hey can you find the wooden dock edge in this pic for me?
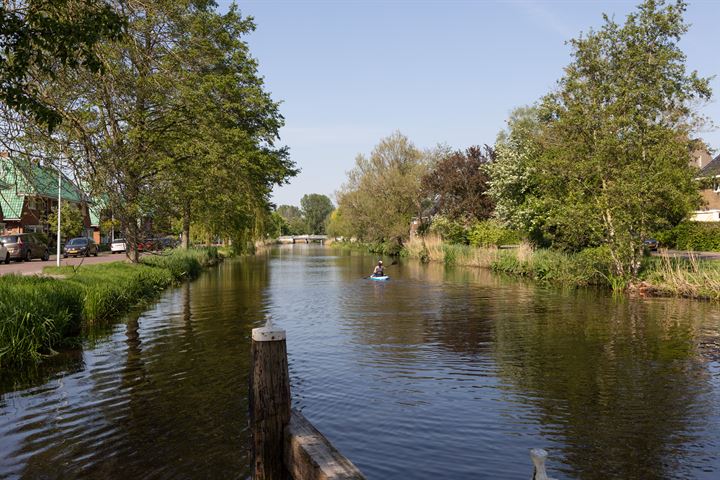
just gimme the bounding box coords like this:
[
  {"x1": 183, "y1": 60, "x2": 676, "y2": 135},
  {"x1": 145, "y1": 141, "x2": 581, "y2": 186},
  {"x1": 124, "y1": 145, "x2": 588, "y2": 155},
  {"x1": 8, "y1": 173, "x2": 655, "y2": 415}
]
[{"x1": 284, "y1": 409, "x2": 366, "y2": 480}]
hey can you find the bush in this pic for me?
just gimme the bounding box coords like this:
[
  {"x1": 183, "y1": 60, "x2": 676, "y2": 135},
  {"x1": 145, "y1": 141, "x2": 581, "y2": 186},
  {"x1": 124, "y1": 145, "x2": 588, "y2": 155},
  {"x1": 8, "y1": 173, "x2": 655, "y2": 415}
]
[
  {"x1": 367, "y1": 240, "x2": 403, "y2": 256},
  {"x1": 468, "y1": 220, "x2": 522, "y2": 247},
  {"x1": 656, "y1": 221, "x2": 720, "y2": 251},
  {"x1": 574, "y1": 245, "x2": 614, "y2": 285},
  {"x1": 429, "y1": 215, "x2": 469, "y2": 244}
]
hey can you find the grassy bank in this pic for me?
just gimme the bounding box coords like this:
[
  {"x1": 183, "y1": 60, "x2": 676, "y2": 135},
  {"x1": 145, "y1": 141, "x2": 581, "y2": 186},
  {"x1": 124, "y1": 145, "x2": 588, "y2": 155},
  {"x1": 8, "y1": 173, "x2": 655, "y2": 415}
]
[
  {"x1": 400, "y1": 236, "x2": 720, "y2": 300},
  {"x1": 0, "y1": 248, "x2": 221, "y2": 367},
  {"x1": 402, "y1": 236, "x2": 613, "y2": 285}
]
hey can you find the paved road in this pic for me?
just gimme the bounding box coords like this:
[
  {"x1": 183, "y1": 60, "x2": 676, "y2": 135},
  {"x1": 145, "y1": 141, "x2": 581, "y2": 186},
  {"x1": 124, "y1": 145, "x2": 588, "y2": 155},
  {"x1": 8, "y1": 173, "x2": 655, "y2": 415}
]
[
  {"x1": 0, "y1": 252, "x2": 127, "y2": 276},
  {"x1": 651, "y1": 249, "x2": 720, "y2": 260}
]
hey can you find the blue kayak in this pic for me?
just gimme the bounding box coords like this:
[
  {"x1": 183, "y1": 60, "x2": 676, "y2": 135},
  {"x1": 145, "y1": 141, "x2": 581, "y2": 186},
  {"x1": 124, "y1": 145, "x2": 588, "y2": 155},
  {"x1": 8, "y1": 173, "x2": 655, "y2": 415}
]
[{"x1": 369, "y1": 275, "x2": 389, "y2": 281}]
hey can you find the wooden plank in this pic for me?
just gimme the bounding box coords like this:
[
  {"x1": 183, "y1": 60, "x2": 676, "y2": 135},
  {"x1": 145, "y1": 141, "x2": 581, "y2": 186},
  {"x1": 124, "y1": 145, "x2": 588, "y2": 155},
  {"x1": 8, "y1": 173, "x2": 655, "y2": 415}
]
[{"x1": 284, "y1": 409, "x2": 366, "y2": 480}]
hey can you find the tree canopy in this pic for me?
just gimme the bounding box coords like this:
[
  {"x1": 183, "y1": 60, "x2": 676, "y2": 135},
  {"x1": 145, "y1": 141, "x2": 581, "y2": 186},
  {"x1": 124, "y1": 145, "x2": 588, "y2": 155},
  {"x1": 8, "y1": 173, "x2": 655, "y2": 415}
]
[
  {"x1": 334, "y1": 132, "x2": 429, "y2": 244},
  {"x1": 0, "y1": 0, "x2": 296, "y2": 259},
  {"x1": 421, "y1": 145, "x2": 495, "y2": 223},
  {"x1": 490, "y1": 0, "x2": 711, "y2": 277},
  {"x1": 0, "y1": 0, "x2": 124, "y2": 130},
  {"x1": 300, "y1": 194, "x2": 334, "y2": 235}
]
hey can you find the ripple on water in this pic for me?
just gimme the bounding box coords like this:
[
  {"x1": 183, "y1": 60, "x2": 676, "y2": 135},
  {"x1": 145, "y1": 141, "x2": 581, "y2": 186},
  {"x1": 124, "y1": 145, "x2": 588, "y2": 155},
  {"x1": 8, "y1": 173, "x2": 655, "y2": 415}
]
[{"x1": 1, "y1": 248, "x2": 720, "y2": 479}]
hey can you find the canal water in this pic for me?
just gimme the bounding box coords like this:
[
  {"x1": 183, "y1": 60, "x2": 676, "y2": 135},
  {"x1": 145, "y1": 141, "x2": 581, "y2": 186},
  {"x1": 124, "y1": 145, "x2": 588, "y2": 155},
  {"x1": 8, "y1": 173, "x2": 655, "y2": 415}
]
[{"x1": 1, "y1": 245, "x2": 720, "y2": 479}]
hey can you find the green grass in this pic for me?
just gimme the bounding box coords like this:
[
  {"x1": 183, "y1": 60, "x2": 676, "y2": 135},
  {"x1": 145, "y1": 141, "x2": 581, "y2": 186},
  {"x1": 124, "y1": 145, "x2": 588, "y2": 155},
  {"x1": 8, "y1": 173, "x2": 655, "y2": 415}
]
[
  {"x1": 402, "y1": 236, "x2": 720, "y2": 299},
  {"x1": 0, "y1": 248, "x2": 221, "y2": 367},
  {"x1": 0, "y1": 276, "x2": 84, "y2": 367},
  {"x1": 140, "y1": 247, "x2": 220, "y2": 280}
]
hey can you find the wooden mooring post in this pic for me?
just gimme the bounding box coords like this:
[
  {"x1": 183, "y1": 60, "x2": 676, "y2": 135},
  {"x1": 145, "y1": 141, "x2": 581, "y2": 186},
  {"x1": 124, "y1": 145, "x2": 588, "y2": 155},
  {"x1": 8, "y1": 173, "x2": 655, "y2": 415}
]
[
  {"x1": 251, "y1": 318, "x2": 291, "y2": 480},
  {"x1": 251, "y1": 318, "x2": 366, "y2": 480},
  {"x1": 530, "y1": 448, "x2": 555, "y2": 480}
]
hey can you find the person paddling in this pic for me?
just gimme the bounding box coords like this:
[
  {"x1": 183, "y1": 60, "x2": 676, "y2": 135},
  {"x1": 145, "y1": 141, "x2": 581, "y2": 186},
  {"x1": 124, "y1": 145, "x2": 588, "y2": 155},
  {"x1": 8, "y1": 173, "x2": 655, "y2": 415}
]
[{"x1": 372, "y1": 260, "x2": 384, "y2": 277}]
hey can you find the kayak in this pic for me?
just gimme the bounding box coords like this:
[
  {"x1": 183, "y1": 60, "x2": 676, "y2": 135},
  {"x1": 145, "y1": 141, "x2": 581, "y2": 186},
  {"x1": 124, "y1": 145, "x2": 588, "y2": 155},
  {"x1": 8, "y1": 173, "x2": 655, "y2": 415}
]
[{"x1": 369, "y1": 275, "x2": 389, "y2": 281}]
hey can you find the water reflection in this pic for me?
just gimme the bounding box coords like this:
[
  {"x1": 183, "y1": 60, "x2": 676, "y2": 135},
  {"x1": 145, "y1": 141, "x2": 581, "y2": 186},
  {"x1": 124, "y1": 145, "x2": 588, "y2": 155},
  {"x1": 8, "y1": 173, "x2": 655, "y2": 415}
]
[
  {"x1": 0, "y1": 259, "x2": 269, "y2": 479},
  {"x1": 1, "y1": 247, "x2": 719, "y2": 479},
  {"x1": 276, "y1": 248, "x2": 720, "y2": 479},
  {"x1": 492, "y1": 294, "x2": 720, "y2": 480}
]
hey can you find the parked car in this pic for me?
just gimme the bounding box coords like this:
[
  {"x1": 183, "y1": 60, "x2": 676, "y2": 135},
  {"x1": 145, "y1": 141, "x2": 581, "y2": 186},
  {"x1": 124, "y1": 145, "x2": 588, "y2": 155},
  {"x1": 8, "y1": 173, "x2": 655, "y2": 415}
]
[
  {"x1": 0, "y1": 239, "x2": 9, "y2": 264},
  {"x1": 64, "y1": 237, "x2": 99, "y2": 257},
  {"x1": 139, "y1": 239, "x2": 152, "y2": 251},
  {"x1": 0, "y1": 233, "x2": 50, "y2": 262},
  {"x1": 160, "y1": 237, "x2": 179, "y2": 249},
  {"x1": 111, "y1": 239, "x2": 127, "y2": 254},
  {"x1": 643, "y1": 238, "x2": 659, "y2": 251}
]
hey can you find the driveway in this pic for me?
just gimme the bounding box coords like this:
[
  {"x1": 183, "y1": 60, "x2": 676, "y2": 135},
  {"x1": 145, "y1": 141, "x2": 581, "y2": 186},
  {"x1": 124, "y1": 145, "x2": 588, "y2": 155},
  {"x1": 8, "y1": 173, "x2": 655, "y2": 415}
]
[{"x1": 0, "y1": 252, "x2": 127, "y2": 276}]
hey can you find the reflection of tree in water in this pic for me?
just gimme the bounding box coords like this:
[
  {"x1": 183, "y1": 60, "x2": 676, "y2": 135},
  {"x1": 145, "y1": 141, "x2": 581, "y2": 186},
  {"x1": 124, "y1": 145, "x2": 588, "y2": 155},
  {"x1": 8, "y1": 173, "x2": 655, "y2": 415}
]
[
  {"x1": 12, "y1": 259, "x2": 270, "y2": 478},
  {"x1": 342, "y1": 259, "x2": 535, "y2": 359},
  {"x1": 0, "y1": 349, "x2": 85, "y2": 397},
  {"x1": 489, "y1": 291, "x2": 718, "y2": 480}
]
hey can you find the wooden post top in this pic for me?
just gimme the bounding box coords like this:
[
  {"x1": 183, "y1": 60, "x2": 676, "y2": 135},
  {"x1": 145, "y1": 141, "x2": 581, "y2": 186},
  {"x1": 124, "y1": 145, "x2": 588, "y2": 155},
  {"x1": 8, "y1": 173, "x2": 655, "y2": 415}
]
[
  {"x1": 530, "y1": 448, "x2": 553, "y2": 480},
  {"x1": 252, "y1": 317, "x2": 286, "y2": 342}
]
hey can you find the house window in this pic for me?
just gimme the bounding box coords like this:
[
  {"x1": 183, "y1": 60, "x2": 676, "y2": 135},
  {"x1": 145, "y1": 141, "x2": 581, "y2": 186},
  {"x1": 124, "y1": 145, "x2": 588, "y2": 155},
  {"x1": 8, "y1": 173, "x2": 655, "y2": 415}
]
[
  {"x1": 714, "y1": 180, "x2": 720, "y2": 193},
  {"x1": 26, "y1": 197, "x2": 37, "y2": 210}
]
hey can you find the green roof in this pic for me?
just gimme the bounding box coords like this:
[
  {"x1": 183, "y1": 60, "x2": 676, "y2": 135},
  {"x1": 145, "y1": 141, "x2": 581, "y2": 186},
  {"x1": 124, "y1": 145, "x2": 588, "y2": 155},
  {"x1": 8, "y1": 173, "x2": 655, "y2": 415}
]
[
  {"x1": 0, "y1": 190, "x2": 24, "y2": 220},
  {"x1": 0, "y1": 157, "x2": 85, "y2": 221},
  {"x1": 89, "y1": 204, "x2": 101, "y2": 227},
  {"x1": 88, "y1": 194, "x2": 109, "y2": 227}
]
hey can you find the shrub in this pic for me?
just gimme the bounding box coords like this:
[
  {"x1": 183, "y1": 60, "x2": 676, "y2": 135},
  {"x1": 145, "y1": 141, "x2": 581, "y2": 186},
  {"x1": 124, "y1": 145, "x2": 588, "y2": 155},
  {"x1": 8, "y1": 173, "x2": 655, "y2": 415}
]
[
  {"x1": 429, "y1": 215, "x2": 469, "y2": 244},
  {"x1": 574, "y1": 245, "x2": 614, "y2": 285},
  {"x1": 468, "y1": 220, "x2": 522, "y2": 247},
  {"x1": 656, "y1": 221, "x2": 720, "y2": 251}
]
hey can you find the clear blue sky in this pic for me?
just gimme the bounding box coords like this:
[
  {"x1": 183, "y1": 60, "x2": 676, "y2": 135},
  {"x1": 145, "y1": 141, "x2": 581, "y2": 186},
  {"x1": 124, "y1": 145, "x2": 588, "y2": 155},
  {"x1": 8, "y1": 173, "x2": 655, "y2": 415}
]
[{"x1": 217, "y1": 0, "x2": 720, "y2": 207}]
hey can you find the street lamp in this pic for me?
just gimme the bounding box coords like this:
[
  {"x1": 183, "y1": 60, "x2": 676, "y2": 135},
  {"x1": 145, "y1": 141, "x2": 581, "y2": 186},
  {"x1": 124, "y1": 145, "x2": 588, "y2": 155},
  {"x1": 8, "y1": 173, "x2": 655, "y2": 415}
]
[{"x1": 56, "y1": 163, "x2": 62, "y2": 267}]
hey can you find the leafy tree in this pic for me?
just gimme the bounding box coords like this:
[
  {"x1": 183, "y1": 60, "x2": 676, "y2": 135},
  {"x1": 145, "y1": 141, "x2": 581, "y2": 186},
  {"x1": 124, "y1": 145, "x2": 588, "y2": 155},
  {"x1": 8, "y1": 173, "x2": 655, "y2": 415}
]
[
  {"x1": 276, "y1": 205, "x2": 305, "y2": 235},
  {"x1": 421, "y1": 145, "x2": 495, "y2": 223},
  {"x1": 267, "y1": 211, "x2": 287, "y2": 238},
  {"x1": 160, "y1": 4, "x2": 295, "y2": 250},
  {"x1": 0, "y1": 0, "x2": 124, "y2": 130},
  {"x1": 45, "y1": 201, "x2": 84, "y2": 240},
  {"x1": 491, "y1": 0, "x2": 711, "y2": 278},
  {"x1": 326, "y1": 207, "x2": 352, "y2": 238},
  {"x1": 487, "y1": 106, "x2": 546, "y2": 244},
  {"x1": 0, "y1": 1, "x2": 295, "y2": 260},
  {"x1": 335, "y1": 132, "x2": 428, "y2": 244},
  {"x1": 300, "y1": 193, "x2": 334, "y2": 234}
]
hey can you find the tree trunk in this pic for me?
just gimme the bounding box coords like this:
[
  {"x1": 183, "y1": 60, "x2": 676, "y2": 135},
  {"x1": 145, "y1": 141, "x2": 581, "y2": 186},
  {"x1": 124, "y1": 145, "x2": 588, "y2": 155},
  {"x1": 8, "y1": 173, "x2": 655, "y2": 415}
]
[
  {"x1": 181, "y1": 201, "x2": 190, "y2": 250},
  {"x1": 129, "y1": 220, "x2": 140, "y2": 263}
]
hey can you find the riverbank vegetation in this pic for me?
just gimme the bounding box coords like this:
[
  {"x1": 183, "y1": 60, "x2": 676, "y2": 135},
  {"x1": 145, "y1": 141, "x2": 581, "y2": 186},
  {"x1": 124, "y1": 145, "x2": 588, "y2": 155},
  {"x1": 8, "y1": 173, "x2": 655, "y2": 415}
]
[
  {"x1": 329, "y1": 0, "x2": 716, "y2": 299},
  {"x1": 0, "y1": 248, "x2": 219, "y2": 367},
  {"x1": 401, "y1": 236, "x2": 720, "y2": 299}
]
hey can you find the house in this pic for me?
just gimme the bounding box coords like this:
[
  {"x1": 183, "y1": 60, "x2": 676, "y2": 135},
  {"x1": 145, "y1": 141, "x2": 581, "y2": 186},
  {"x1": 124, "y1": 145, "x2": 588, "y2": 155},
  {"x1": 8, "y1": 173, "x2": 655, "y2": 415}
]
[
  {"x1": 0, "y1": 152, "x2": 94, "y2": 237},
  {"x1": 690, "y1": 152, "x2": 720, "y2": 222}
]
